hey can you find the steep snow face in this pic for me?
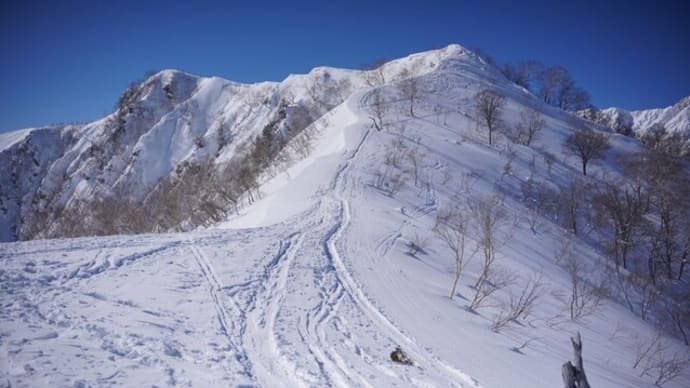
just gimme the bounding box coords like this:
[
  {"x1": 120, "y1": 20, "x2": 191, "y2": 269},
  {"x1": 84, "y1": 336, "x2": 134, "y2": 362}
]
[
  {"x1": 0, "y1": 127, "x2": 76, "y2": 241},
  {"x1": 2, "y1": 44, "x2": 689, "y2": 387},
  {"x1": 0, "y1": 69, "x2": 348, "y2": 240},
  {"x1": 0, "y1": 44, "x2": 491, "y2": 242},
  {"x1": 600, "y1": 96, "x2": 690, "y2": 136}
]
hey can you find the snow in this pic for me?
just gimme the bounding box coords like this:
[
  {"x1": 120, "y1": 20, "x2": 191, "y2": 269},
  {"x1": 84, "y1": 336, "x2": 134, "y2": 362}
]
[
  {"x1": 0, "y1": 128, "x2": 33, "y2": 152},
  {"x1": 2, "y1": 44, "x2": 689, "y2": 387},
  {"x1": 220, "y1": 95, "x2": 361, "y2": 229}
]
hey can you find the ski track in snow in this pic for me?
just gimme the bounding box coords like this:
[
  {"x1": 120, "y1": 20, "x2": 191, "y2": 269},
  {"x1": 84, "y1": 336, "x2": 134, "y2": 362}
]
[
  {"x1": 188, "y1": 243, "x2": 254, "y2": 381},
  {"x1": 0, "y1": 92, "x2": 485, "y2": 388}
]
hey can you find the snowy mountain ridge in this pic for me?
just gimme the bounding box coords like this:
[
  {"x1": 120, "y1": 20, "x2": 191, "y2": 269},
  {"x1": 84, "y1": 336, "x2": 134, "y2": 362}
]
[
  {"x1": 0, "y1": 44, "x2": 474, "y2": 242},
  {"x1": 596, "y1": 96, "x2": 690, "y2": 137}
]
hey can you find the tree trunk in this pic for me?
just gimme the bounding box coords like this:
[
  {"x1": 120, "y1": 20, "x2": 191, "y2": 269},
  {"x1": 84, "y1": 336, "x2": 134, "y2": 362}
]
[
  {"x1": 562, "y1": 332, "x2": 590, "y2": 388},
  {"x1": 450, "y1": 269, "x2": 460, "y2": 299}
]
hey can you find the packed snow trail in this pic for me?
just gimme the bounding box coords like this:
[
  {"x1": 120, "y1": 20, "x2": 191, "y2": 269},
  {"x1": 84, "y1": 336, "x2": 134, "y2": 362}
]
[
  {"x1": 188, "y1": 243, "x2": 254, "y2": 382},
  {"x1": 225, "y1": 96, "x2": 481, "y2": 387}
]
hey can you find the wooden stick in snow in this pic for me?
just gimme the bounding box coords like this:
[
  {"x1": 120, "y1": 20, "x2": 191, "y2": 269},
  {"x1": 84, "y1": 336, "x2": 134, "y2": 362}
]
[{"x1": 562, "y1": 332, "x2": 591, "y2": 388}]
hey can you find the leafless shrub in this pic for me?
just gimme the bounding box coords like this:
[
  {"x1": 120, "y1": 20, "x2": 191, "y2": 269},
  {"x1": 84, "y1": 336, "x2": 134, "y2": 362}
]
[
  {"x1": 397, "y1": 68, "x2": 423, "y2": 117},
  {"x1": 375, "y1": 139, "x2": 410, "y2": 196},
  {"x1": 612, "y1": 267, "x2": 661, "y2": 320},
  {"x1": 510, "y1": 108, "x2": 545, "y2": 146},
  {"x1": 435, "y1": 202, "x2": 477, "y2": 299},
  {"x1": 508, "y1": 271, "x2": 545, "y2": 322},
  {"x1": 492, "y1": 271, "x2": 544, "y2": 332},
  {"x1": 562, "y1": 246, "x2": 605, "y2": 320},
  {"x1": 362, "y1": 59, "x2": 388, "y2": 87},
  {"x1": 368, "y1": 88, "x2": 388, "y2": 131},
  {"x1": 491, "y1": 310, "x2": 512, "y2": 333},
  {"x1": 558, "y1": 179, "x2": 587, "y2": 236},
  {"x1": 651, "y1": 353, "x2": 690, "y2": 386},
  {"x1": 633, "y1": 331, "x2": 663, "y2": 370},
  {"x1": 470, "y1": 266, "x2": 515, "y2": 311},
  {"x1": 608, "y1": 321, "x2": 627, "y2": 342},
  {"x1": 519, "y1": 178, "x2": 555, "y2": 235},
  {"x1": 407, "y1": 232, "x2": 431, "y2": 257},
  {"x1": 633, "y1": 331, "x2": 690, "y2": 386},
  {"x1": 407, "y1": 146, "x2": 423, "y2": 187},
  {"x1": 468, "y1": 195, "x2": 511, "y2": 292},
  {"x1": 661, "y1": 295, "x2": 690, "y2": 346}
]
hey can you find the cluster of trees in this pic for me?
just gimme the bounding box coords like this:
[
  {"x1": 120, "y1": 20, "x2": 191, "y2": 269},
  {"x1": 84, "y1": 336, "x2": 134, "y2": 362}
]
[
  {"x1": 521, "y1": 131, "x2": 689, "y2": 349},
  {"x1": 469, "y1": 84, "x2": 690, "y2": 363},
  {"x1": 23, "y1": 90, "x2": 326, "y2": 239},
  {"x1": 475, "y1": 49, "x2": 591, "y2": 111}
]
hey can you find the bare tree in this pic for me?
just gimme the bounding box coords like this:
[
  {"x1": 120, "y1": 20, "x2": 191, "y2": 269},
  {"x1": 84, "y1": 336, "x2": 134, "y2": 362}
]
[
  {"x1": 633, "y1": 330, "x2": 690, "y2": 386},
  {"x1": 492, "y1": 271, "x2": 544, "y2": 332},
  {"x1": 553, "y1": 237, "x2": 605, "y2": 320},
  {"x1": 469, "y1": 266, "x2": 515, "y2": 311},
  {"x1": 501, "y1": 60, "x2": 542, "y2": 91},
  {"x1": 368, "y1": 88, "x2": 388, "y2": 131},
  {"x1": 647, "y1": 177, "x2": 690, "y2": 281},
  {"x1": 475, "y1": 90, "x2": 505, "y2": 145},
  {"x1": 633, "y1": 331, "x2": 663, "y2": 370},
  {"x1": 538, "y1": 66, "x2": 591, "y2": 111},
  {"x1": 374, "y1": 139, "x2": 409, "y2": 196},
  {"x1": 465, "y1": 195, "x2": 515, "y2": 311},
  {"x1": 511, "y1": 108, "x2": 545, "y2": 146},
  {"x1": 508, "y1": 271, "x2": 544, "y2": 322},
  {"x1": 520, "y1": 178, "x2": 556, "y2": 235},
  {"x1": 564, "y1": 127, "x2": 610, "y2": 176},
  {"x1": 594, "y1": 179, "x2": 650, "y2": 270},
  {"x1": 559, "y1": 179, "x2": 586, "y2": 236},
  {"x1": 563, "y1": 249, "x2": 605, "y2": 320},
  {"x1": 613, "y1": 267, "x2": 661, "y2": 320},
  {"x1": 469, "y1": 195, "x2": 509, "y2": 289},
  {"x1": 662, "y1": 293, "x2": 690, "y2": 346},
  {"x1": 543, "y1": 151, "x2": 556, "y2": 178},
  {"x1": 407, "y1": 146, "x2": 423, "y2": 187},
  {"x1": 362, "y1": 58, "x2": 388, "y2": 87},
  {"x1": 435, "y1": 203, "x2": 475, "y2": 299},
  {"x1": 398, "y1": 69, "x2": 422, "y2": 117}
]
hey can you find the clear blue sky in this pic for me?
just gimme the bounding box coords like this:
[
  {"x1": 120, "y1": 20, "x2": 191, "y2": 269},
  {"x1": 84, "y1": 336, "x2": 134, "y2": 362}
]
[{"x1": 1, "y1": 0, "x2": 689, "y2": 133}]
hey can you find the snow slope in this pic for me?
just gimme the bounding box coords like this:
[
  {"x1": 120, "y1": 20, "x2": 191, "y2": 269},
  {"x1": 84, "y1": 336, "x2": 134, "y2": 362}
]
[
  {"x1": 2, "y1": 44, "x2": 689, "y2": 387},
  {"x1": 1, "y1": 44, "x2": 467, "y2": 241}
]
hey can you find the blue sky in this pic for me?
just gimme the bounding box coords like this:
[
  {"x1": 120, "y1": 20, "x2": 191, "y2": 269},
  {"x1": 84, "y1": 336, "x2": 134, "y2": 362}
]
[{"x1": 1, "y1": 0, "x2": 688, "y2": 133}]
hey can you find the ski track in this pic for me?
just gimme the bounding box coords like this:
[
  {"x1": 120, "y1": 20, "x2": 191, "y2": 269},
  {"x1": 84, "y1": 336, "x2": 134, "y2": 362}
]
[
  {"x1": 278, "y1": 104, "x2": 478, "y2": 387},
  {"x1": 1, "y1": 93, "x2": 482, "y2": 388},
  {"x1": 188, "y1": 243, "x2": 255, "y2": 382},
  {"x1": 242, "y1": 232, "x2": 316, "y2": 388}
]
